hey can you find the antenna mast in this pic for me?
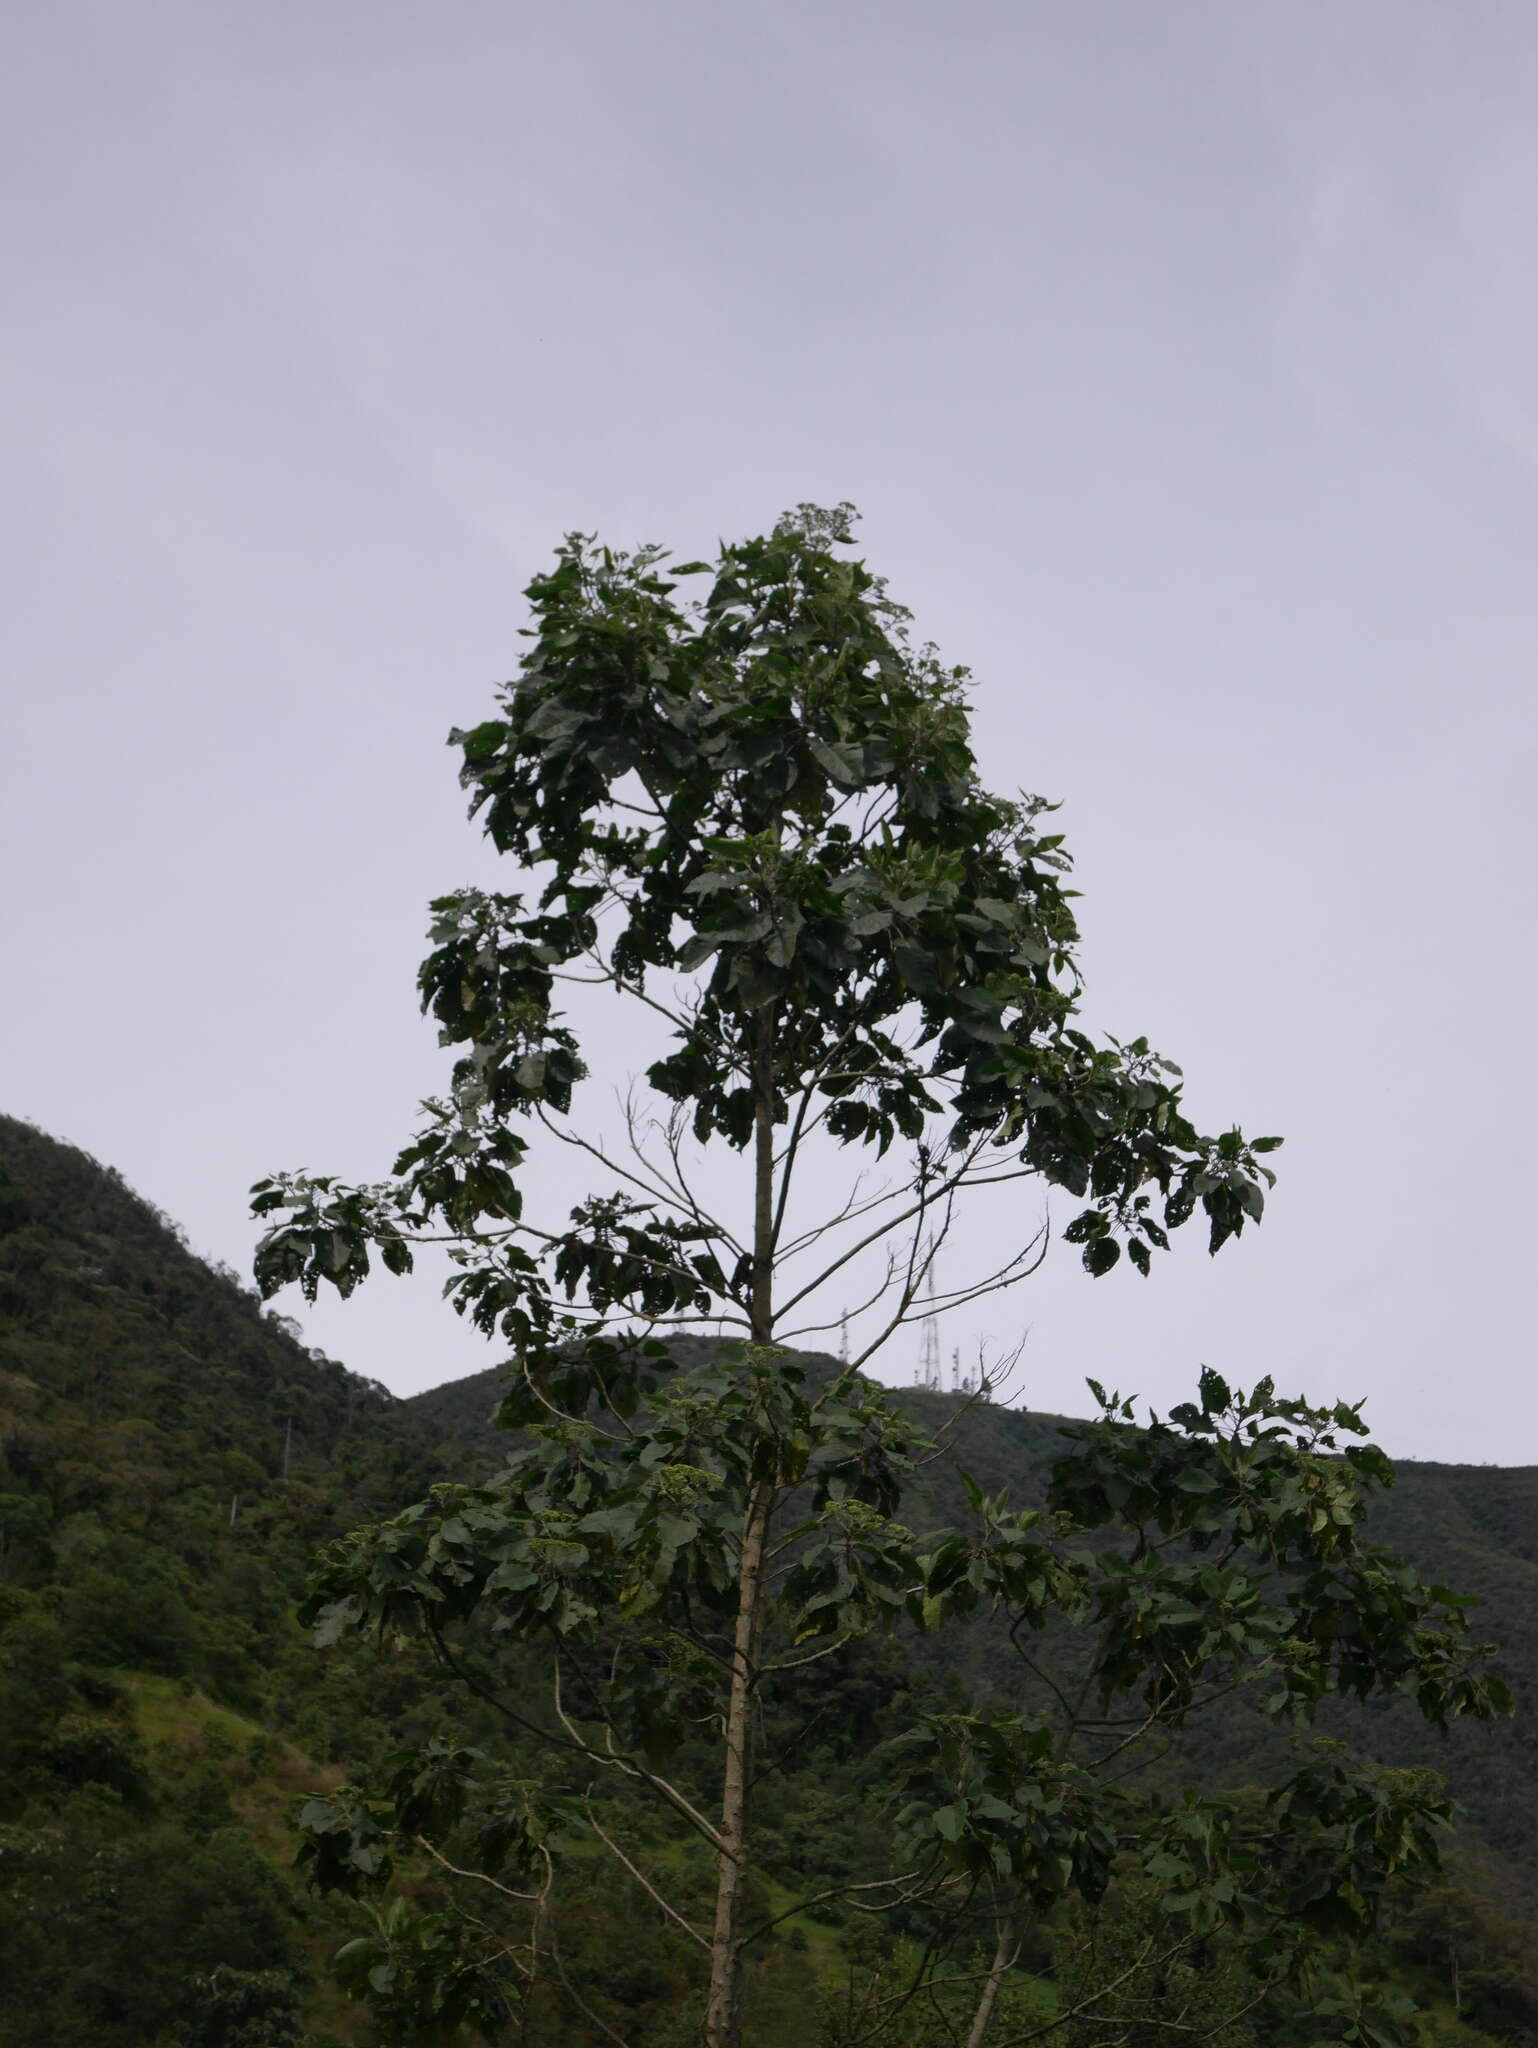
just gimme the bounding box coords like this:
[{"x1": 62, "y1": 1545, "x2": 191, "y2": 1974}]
[{"x1": 915, "y1": 1242, "x2": 943, "y2": 1390}]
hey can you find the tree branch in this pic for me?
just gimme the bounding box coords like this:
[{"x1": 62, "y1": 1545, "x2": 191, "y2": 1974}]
[{"x1": 585, "y1": 1808, "x2": 711, "y2": 1952}]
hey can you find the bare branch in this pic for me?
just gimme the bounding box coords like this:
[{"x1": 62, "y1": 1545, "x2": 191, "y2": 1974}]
[
  {"x1": 585, "y1": 1808, "x2": 711, "y2": 1952},
  {"x1": 761, "y1": 1632, "x2": 856, "y2": 1676},
  {"x1": 1004, "y1": 1618, "x2": 1078, "y2": 1722},
  {"x1": 912, "y1": 1333, "x2": 1031, "y2": 1466},
  {"x1": 549, "y1": 1657, "x2": 731, "y2": 1857},
  {"x1": 842, "y1": 1177, "x2": 966, "y2": 1380},
  {"x1": 778, "y1": 1154, "x2": 953, "y2": 1325},
  {"x1": 741, "y1": 1867, "x2": 925, "y2": 1947},
  {"x1": 991, "y1": 1933, "x2": 1206, "y2": 2048},
  {"x1": 621, "y1": 1085, "x2": 745, "y2": 1256},
  {"x1": 413, "y1": 1835, "x2": 543, "y2": 1905},
  {"x1": 658, "y1": 1098, "x2": 746, "y2": 1261},
  {"x1": 579, "y1": 938, "x2": 751, "y2": 1080},
  {"x1": 775, "y1": 1167, "x2": 908, "y2": 1262},
  {"x1": 535, "y1": 1103, "x2": 703, "y2": 1231}
]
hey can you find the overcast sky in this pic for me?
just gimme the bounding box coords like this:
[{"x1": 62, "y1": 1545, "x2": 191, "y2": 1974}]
[{"x1": 4, "y1": 1, "x2": 1536, "y2": 1461}]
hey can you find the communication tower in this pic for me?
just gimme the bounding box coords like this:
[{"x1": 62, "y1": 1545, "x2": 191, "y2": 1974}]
[{"x1": 915, "y1": 1248, "x2": 943, "y2": 1390}]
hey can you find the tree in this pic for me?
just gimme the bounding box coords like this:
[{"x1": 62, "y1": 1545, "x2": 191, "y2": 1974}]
[{"x1": 253, "y1": 507, "x2": 1506, "y2": 2047}]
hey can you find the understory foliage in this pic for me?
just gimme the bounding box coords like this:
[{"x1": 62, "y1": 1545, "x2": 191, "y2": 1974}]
[{"x1": 249, "y1": 508, "x2": 1510, "y2": 2047}]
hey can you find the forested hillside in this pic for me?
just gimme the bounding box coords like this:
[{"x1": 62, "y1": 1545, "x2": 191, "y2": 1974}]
[
  {"x1": 0, "y1": 1114, "x2": 459, "y2": 2045},
  {"x1": 411, "y1": 1363, "x2": 1538, "y2": 1902},
  {"x1": 3, "y1": 1115, "x2": 1536, "y2": 2046}
]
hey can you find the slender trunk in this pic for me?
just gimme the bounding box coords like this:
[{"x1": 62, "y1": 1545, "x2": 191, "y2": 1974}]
[
  {"x1": 965, "y1": 1901, "x2": 1019, "y2": 2048},
  {"x1": 703, "y1": 1014, "x2": 778, "y2": 2048},
  {"x1": 704, "y1": 1483, "x2": 770, "y2": 2047}
]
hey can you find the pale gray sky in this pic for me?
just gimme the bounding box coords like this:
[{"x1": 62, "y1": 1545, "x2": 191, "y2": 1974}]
[{"x1": 4, "y1": 1, "x2": 1536, "y2": 1460}]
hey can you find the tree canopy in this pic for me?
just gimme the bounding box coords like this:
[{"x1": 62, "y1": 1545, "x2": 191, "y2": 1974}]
[{"x1": 252, "y1": 507, "x2": 1507, "y2": 2048}]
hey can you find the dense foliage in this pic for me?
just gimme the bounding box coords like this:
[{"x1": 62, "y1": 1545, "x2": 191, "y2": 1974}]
[
  {"x1": 0, "y1": 1117, "x2": 1536, "y2": 2043},
  {"x1": 0, "y1": 1112, "x2": 451, "y2": 2047},
  {"x1": 421, "y1": 1360, "x2": 1538, "y2": 1909}
]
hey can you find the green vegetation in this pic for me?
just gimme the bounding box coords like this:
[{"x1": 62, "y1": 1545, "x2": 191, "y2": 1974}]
[
  {"x1": 0, "y1": 1111, "x2": 445, "y2": 2047},
  {"x1": 1, "y1": 1114, "x2": 1536, "y2": 2043},
  {"x1": 238, "y1": 508, "x2": 1526, "y2": 2048}
]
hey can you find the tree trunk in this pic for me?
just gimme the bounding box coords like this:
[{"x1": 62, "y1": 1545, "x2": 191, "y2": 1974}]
[
  {"x1": 704, "y1": 1484, "x2": 770, "y2": 2047},
  {"x1": 965, "y1": 1902, "x2": 1020, "y2": 2048},
  {"x1": 703, "y1": 1011, "x2": 778, "y2": 2048}
]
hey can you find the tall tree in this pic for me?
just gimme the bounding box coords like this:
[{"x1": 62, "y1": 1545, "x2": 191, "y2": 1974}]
[{"x1": 253, "y1": 507, "x2": 1504, "y2": 2046}]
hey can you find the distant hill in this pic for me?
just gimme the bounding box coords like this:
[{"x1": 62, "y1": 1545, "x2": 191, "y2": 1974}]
[
  {"x1": 3, "y1": 1112, "x2": 1535, "y2": 2047},
  {"x1": 410, "y1": 1359, "x2": 1538, "y2": 1900}
]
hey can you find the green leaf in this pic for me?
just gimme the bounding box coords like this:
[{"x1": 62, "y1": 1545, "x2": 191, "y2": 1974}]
[
  {"x1": 1198, "y1": 1367, "x2": 1231, "y2": 1414},
  {"x1": 934, "y1": 1803, "x2": 965, "y2": 1842},
  {"x1": 808, "y1": 736, "x2": 865, "y2": 786},
  {"x1": 1173, "y1": 1467, "x2": 1221, "y2": 1494},
  {"x1": 312, "y1": 1596, "x2": 365, "y2": 1647}
]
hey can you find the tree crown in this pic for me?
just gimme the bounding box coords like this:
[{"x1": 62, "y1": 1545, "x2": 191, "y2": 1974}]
[{"x1": 253, "y1": 505, "x2": 1278, "y2": 1374}]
